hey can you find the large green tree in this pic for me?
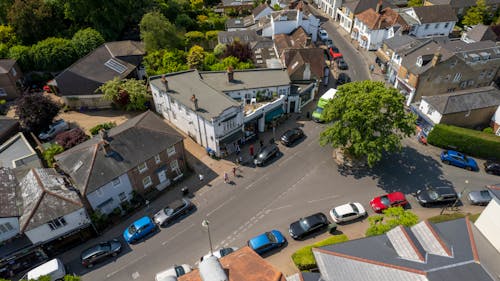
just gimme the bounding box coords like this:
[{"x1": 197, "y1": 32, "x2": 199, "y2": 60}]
[
  {"x1": 365, "y1": 207, "x2": 419, "y2": 236},
  {"x1": 143, "y1": 49, "x2": 188, "y2": 75},
  {"x1": 7, "y1": 0, "x2": 54, "y2": 44},
  {"x1": 407, "y1": 0, "x2": 423, "y2": 6},
  {"x1": 462, "y1": 0, "x2": 489, "y2": 26},
  {"x1": 187, "y1": 45, "x2": 205, "y2": 69},
  {"x1": 99, "y1": 77, "x2": 150, "y2": 111},
  {"x1": 140, "y1": 11, "x2": 180, "y2": 52},
  {"x1": 7, "y1": 44, "x2": 30, "y2": 70},
  {"x1": 30, "y1": 37, "x2": 77, "y2": 71},
  {"x1": 71, "y1": 28, "x2": 105, "y2": 58},
  {"x1": 320, "y1": 81, "x2": 416, "y2": 167},
  {"x1": 15, "y1": 93, "x2": 61, "y2": 132},
  {"x1": 0, "y1": 0, "x2": 13, "y2": 25}
]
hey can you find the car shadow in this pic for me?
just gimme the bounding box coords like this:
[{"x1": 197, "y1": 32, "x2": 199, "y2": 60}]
[
  {"x1": 282, "y1": 135, "x2": 308, "y2": 148},
  {"x1": 259, "y1": 241, "x2": 290, "y2": 258},
  {"x1": 335, "y1": 215, "x2": 367, "y2": 226}
]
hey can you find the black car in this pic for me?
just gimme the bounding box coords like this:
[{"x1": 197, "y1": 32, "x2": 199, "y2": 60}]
[
  {"x1": 280, "y1": 128, "x2": 304, "y2": 146},
  {"x1": 484, "y1": 160, "x2": 500, "y2": 175},
  {"x1": 254, "y1": 144, "x2": 279, "y2": 166},
  {"x1": 81, "y1": 239, "x2": 122, "y2": 268},
  {"x1": 336, "y1": 57, "x2": 348, "y2": 70},
  {"x1": 288, "y1": 213, "x2": 330, "y2": 240},
  {"x1": 337, "y1": 73, "x2": 351, "y2": 85},
  {"x1": 416, "y1": 186, "x2": 458, "y2": 207},
  {"x1": 467, "y1": 190, "x2": 492, "y2": 205}
]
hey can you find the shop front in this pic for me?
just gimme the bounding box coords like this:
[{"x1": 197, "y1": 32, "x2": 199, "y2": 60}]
[
  {"x1": 0, "y1": 235, "x2": 48, "y2": 279},
  {"x1": 243, "y1": 113, "x2": 262, "y2": 143},
  {"x1": 218, "y1": 129, "x2": 244, "y2": 157},
  {"x1": 265, "y1": 106, "x2": 285, "y2": 123}
]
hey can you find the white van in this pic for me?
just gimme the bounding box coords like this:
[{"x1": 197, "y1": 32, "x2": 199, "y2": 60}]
[{"x1": 25, "y1": 258, "x2": 66, "y2": 280}]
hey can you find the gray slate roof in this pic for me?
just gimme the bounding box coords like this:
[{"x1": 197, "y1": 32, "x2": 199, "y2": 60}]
[
  {"x1": 19, "y1": 168, "x2": 82, "y2": 232},
  {"x1": 344, "y1": 0, "x2": 395, "y2": 14},
  {"x1": 55, "y1": 111, "x2": 183, "y2": 195},
  {"x1": 410, "y1": 5, "x2": 457, "y2": 23},
  {"x1": 252, "y1": 3, "x2": 270, "y2": 17},
  {"x1": 465, "y1": 24, "x2": 499, "y2": 42},
  {"x1": 226, "y1": 16, "x2": 256, "y2": 29},
  {"x1": 314, "y1": 219, "x2": 494, "y2": 281},
  {"x1": 218, "y1": 30, "x2": 260, "y2": 44},
  {"x1": 0, "y1": 132, "x2": 41, "y2": 169},
  {"x1": 150, "y1": 69, "x2": 290, "y2": 120},
  {"x1": 0, "y1": 59, "x2": 15, "y2": 73},
  {"x1": 0, "y1": 116, "x2": 19, "y2": 143},
  {"x1": 400, "y1": 40, "x2": 454, "y2": 75},
  {"x1": 383, "y1": 35, "x2": 427, "y2": 53},
  {"x1": 422, "y1": 86, "x2": 500, "y2": 114},
  {"x1": 0, "y1": 167, "x2": 20, "y2": 218}
]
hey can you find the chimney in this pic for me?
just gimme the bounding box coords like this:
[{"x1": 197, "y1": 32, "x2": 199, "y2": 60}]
[
  {"x1": 431, "y1": 52, "x2": 442, "y2": 67},
  {"x1": 99, "y1": 129, "x2": 108, "y2": 141},
  {"x1": 102, "y1": 141, "x2": 113, "y2": 157},
  {"x1": 227, "y1": 66, "x2": 234, "y2": 82},
  {"x1": 161, "y1": 74, "x2": 169, "y2": 91},
  {"x1": 376, "y1": 0, "x2": 382, "y2": 13},
  {"x1": 191, "y1": 94, "x2": 199, "y2": 111}
]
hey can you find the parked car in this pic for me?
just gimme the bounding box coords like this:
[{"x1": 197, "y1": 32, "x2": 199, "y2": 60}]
[
  {"x1": 336, "y1": 57, "x2": 348, "y2": 70},
  {"x1": 80, "y1": 239, "x2": 122, "y2": 268},
  {"x1": 254, "y1": 143, "x2": 279, "y2": 166},
  {"x1": 319, "y1": 28, "x2": 329, "y2": 40},
  {"x1": 288, "y1": 212, "x2": 329, "y2": 240},
  {"x1": 324, "y1": 39, "x2": 334, "y2": 48},
  {"x1": 247, "y1": 230, "x2": 286, "y2": 255},
  {"x1": 336, "y1": 73, "x2": 351, "y2": 85},
  {"x1": 440, "y1": 150, "x2": 478, "y2": 171},
  {"x1": 370, "y1": 192, "x2": 408, "y2": 212},
  {"x1": 467, "y1": 190, "x2": 492, "y2": 205},
  {"x1": 329, "y1": 202, "x2": 366, "y2": 223},
  {"x1": 202, "y1": 247, "x2": 239, "y2": 261},
  {"x1": 330, "y1": 46, "x2": 339, "y2": 53},
  {"x1": 153, "y1": 198, "x2": 194, "y2": 226},
  {"x1": 123, "y1": 216, "x2": 157, "y2": 243},
  {"x1": 280, "y1": 128, "x2": 304, "y2": 146},
  {"x1": 38, "y1": 119, "x2": 69, "y2": 140},
  {"x1": 416, "y1": 186, "x2": 458, "y2": 207},
  {"x1": 484, "y1": 160, "x2": 500, "y2": 175},
  {"x1": 155, "y1": 264, "x2": 192, "y2": 281}
]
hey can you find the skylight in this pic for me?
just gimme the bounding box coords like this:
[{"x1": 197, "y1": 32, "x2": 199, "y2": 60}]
[{"x1": 104, "y1": 59, "x2": 127, "y2": 74}]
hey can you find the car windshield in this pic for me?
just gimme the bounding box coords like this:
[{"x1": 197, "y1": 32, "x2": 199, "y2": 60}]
[
  {"x1": 175, "y1": 266, "x2": 185, "y2": 276},
  {"x1": 99, "y1": 243, "x2": 111, "y2": 252},
  {"x1": 332, "y1": 209, "x2": 340, "y2": 218},
  {"x1": 299, "y1": 218, "x2": 312, "y2": 231},
  {"x1": 220, "y1": 248, "x2": 234, "y2": 257},
  {"x1": 315, "y1": 107, "x2": 324, "y2": 113},
  {"x1": 380, "y1": 195, "x2": 390, "y2": 206},
  {"x1": 127, "y1": 225, "x2": 137, "y2": 235},
  {"x1": 480, "y1": 190, "x2": 491, "y2": 199},
  {"x1": 428, "y1": 190, "x2": 439, "y2": 200},
  {"x1": 349, "y1": 203, "x2": 359, "y2": 213},
  {"x1": 163, "y1": 208, "x2": 174, "y2": 216},
  {"x1": 265, "y1": 232, "x2": 277, "y2": 243}
]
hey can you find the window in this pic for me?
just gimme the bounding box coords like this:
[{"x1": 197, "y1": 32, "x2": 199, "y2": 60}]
[
  {"x1": 444, "y1": 22, "x2": 449, "y2": 28},
  {"x1": 434, "y1": 23, "x2": 439, "y2": 29},
  {"x1": 143, "y1": 176, "x2": 152, "y2": 188},
  {"x1": 155, "y1": 154, "x2": 161, "y2": 164},
  {"x1": 487, "y1": 70, "x2": 494, "y2": 77},
  {"x1": 118, "y1": 192, "x2": 127, "y2": 202},
  {"x1": 460, "y1": 81, "x2": 467, "y2": 88},
  {"x1": 479, "y1": 70, "x2": 486, "y2": 79},
  {"x1": 167, "y1": 146, "x2": 176, "y2": 157},
  {"x1": 138, "y1": 162, "x2": 148, "y2": 173},
  {"x1": 425, "y1": 24, "x2": 430, "y2": 30},
  {"x1": 427, "y1": 107, "x2": 435, "y2": 115},
  {"x1": 48, "y1": 217, "x2": 67, "y2": 230},
  {"x1": 453, "y1": 73, "x2": 462, "y2": 82},
  {"x1": 112, "y1": 177, "x2": 121, "y2": 186},
  {"x1": 0, "y1": 225, "x2": 6, "y2": 233},
  {"x1": 170, "y1": 160, "x2": 179, "y2": 171},
  {"x1": 0, "y1": 88, "x2": 6, "y2": 97},
  {"x1": 468, "y1": 80, "x2": 475, "y2": 86},
  {"x1": 96, "y1": 189, "x2": 103, "y2": 197}
]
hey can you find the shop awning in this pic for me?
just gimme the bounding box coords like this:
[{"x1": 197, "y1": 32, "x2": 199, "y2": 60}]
[
  {"x1": 218, "y1": 129, "x2": 243, "y2": 145},
  {"x1": 265, "y1": 107, "x2": 284, "y2": 122}
]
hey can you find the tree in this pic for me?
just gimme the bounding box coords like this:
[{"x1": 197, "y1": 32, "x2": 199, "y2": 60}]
[
  {"x1": 15, "y1": 93, "x2": 60, "y2": 132},
  {"x1": 55, "y1": 128, "x2": 89, "y2": 149},
  {"x1": 185, "y1": 31, "x2": 206, "y2": 47},
  {"x1": 43, "y1": 143, "x2": 64, "y2": 167},
  {"x1": 187, "y1": 45, "x2": 205, "y2": 69},
  {"x1": 63, "y1": 275, "x2": 81, "y2": 281},
  {"x1": 0, "y1": 0, "x2": 13, "y2": 25},
  {"x1": 320, "y1": 81, "x2": 416, "y2": 167},
  {"x1": 7, "y1": 44, "x2": 30, "y2": 70},
  {"x1": 213, "y1": 43, "x2": 227, "y2": 57},
  {"x1": 462, "y1": 0, "x2": 489, "y2": 26},
  {"x1": 89, "y1": 122, "x2": 116, "y2": 135},
  {"x1": 175, "y1": 14, "x2": 196, "y2": 31},
  {"x1": 71, "y1": 28, "x2": 105, "y2": 58},
  {"x1": 407, "y1": 0, "x2": 423, "y2": 6},
  {"x1": 190, "y1": 0, "x2": 204, "y2": 10},
  {"x1": 0, "y1": 25, "x2": 18, "y2": 47},
  {"x1": 365, "y1": 207, "x2": 419, "y2": 236},
  {"x1": 222, "y1": 41, "x2": 253, "y2": 62},
  {"x1": 30, "y1": 37, "x2": 77, "y2": 71},
  {"x1": 7, "y1": 0, "x2": 54, "y2": 44},
  {"x1": 208, "y1": 56, "x2": 254, "y2": 70},
  {"x1": 140, "y1": 11, "x2": 180, "y2": 52},
  {"x1": 143, "y1": 49, "x2": 188, "y2": 76},
  {"x1": 99, "y1": 77, "x2": 150, "y2": 111}
]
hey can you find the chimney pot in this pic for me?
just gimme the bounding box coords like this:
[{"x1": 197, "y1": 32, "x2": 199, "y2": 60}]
[
  {"x1": 431, "y1": 52, "x2": 442, "y2": 67},
  {"x1": 227, "y1": 66, "x2": 234, "y2": 82},
  {"x1": 191, "y1": 94, "x2": 199, "y2": 111},
  {"x1": 161, "y1": 74, "x2": 169, "y2": 91},
  {"x1": 99, "y1": 129, "x2": 108, "y2": 141}
]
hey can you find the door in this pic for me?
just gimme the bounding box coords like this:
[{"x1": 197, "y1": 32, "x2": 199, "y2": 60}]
[
  {"x1": 290, "y1": 101, "x2": 296, "y2": 113},
  {"x1": 156, "y1": 170, "x2": 171, "y2": 191},
  {"x1": 158, "y1": 170, "x2": 167, "y2": 183}
]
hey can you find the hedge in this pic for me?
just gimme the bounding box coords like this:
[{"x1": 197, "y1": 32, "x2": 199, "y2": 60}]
[
  {"x1": 89, "y1": 122, "x2": 117, "y2": 135},
  {"x1": 427, "y1": 124, "x2": 500, "y2": 160},
  {"x1": 291, "y1": 235, "x2": 349, "y2": 271},
  {"x1": 427, "y1": 212, "x2": 481, "y2": 224}
]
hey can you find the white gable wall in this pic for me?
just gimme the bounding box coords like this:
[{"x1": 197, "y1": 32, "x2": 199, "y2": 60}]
[
  {"x1": 410, "y1": 21, "x2": 455, "y2": 38},
  {"x1": 86, "y1": 173, "x2": 133, "y2": 214},
  {"x1": 419, "y1": 100, "x2": 443, "y2": 124},
  {"x1": 0, "y1": 217, "x2": 19, "y2": 242},
  {"x1": 475, "y1": 195, "x2": 500, "y2": 253}
]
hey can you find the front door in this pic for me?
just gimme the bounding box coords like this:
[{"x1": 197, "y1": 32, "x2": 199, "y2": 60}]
[
  {"x1": 158, "y1": 170, "x2": 167, "y2": 183},
  {"x1": 156, "y1": 170, "x2": 171, "y2": 191},
  {"x1": 289, "y1": 101, "x2": 296, "y2": 113}
]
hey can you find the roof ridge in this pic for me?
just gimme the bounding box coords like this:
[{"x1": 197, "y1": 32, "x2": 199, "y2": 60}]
[
  {"x1": 465, "y1": 216, "x2": 480, "y2": 262},
  {"x1": 20, "y1": 169, "x2": 46, "y2": 232},
  {"x1": 43, "y1": 187, "x2": 82, "y2": 208},
  {"x1": 82, "y1": 144, "x2": 100, "y2": 195},
  {"x1": 423, "y1": 220, "x2": 453, "y2": 257}
]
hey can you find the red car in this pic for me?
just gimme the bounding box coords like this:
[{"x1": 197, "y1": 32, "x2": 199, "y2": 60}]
[{"x1": 370, "y1": 192, "x2": 408, "y2": 212}]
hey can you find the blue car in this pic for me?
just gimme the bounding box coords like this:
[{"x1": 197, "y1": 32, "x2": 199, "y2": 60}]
[
  {"x1": 123, "y1": 216, "x2": 157, "y2": 243},
  {"x1": 440, "y1": 150, "x2": 478, "y2": 171},
  {"x1": 247, "y1": 230, "x2": 286, "y2": 255}
]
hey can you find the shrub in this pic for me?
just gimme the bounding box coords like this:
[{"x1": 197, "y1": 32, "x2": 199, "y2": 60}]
[
  {"x1": 365, "y1": 207, "x2": 419, "y2": 237},
  {"x1": 42, "y1": 143, "x2": 64, "y2": 167},
  {"x1": 90, "y1": 210, "x2": 108, "y2": 231},
  {"x1": 291, "y1": 235, "x2": 349, "y2": 271},
  {"x1": 89, "y1": 122, "x2": 117, "y2": 135},
  {"x1": 483, "y1": 127, "x2": 494, "y2": 134},
  {"x1": 427, "y1": 124, "x2": 500, "y2": 160},
  {"x1": 55, "y1": 128, "x2": 89, "y2": 149}
]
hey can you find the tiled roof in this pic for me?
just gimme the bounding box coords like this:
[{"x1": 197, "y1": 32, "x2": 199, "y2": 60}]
[
  {"x1": 465, "y1": 24, "x2": 499, "y2": 42},
  {"x1": 252, "y1": 3, "x2": 270, "y2": 17},
  {"x1": 356, "y1": 7, "x2": 407, "y2": 30},
  {"x1": 283, "y1": 48, "x2": 326, "y2": 80},
  {"x1": 226, "y1": 16, "x2": 256, "y2": 29},
  {"x1": 0, "y1": 59, "x2": 16, "y2": 73},
  {"x1": 0, "y1": 167, "x2": 20, "y2": 218},
  {"x1": 422, "y1": 86, "x2": 500, "y2": 114},
  {"x1": 344, "y1": 0, "x2": 395, "y2": 14},
  {"x1": 411, "y1": 5, "x2": 457, "y2": 23},
  {"x1": 0, "y1": 132, "x2": 41, "y2": 169},
  {"x1": 274, "y1": 27, "x2": 310, "y2": 55}
]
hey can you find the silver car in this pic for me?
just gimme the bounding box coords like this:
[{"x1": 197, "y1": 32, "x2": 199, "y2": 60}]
[
  {"x1": 153, "y1": 198, "x2": 194, "y2": 226},
  {"x1": 155, "y1": 264, "x2": 192, "y2": 281},
  {"x1": 38, "y1": 119, "x2": 69, "y2": 140},
  {"x1": 467, "y1": 190, "x2": 492, "y2": 206}
]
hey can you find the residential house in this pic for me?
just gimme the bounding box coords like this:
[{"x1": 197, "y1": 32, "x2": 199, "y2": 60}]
[
  {"x1": 179, "y1": 246, "x2": 286, "y2": 281},
  {"x1": 262, "y1": 8, "x2": 320, "y2": 42},
  {"x1": 397, "y1": 5, "x2": 456, "y2": 38},
  {"x1": 51, "y1": 41, "x2": 145, "y2": 109},
  {"x1": 462, "y1": 24, "x2": 500, "y2": 43},
  {"x1": 320, "y1": 0, "x2": 343, "y2": 19},
  {"x1": 307, "y1": 218, "x2": 498, "y2": 281},
  {"x1": 18, "y1": 168, "x2": 93, "y2": 251},
  {"x1": 0, "y1": 116, "x2": 19, "y2": 144},
  {"x1": 219, "y1": 0, "x2": 255, "y2": 13},
  {"x1": 0, "y1": 168, "x2": 20, "y2": 243},
  {"x1": 417, "y1": 86, "x2": 500, "y2": 128},
  {"x1": 352, "y1": 4, "x2": 407, "y2": 50},
  {"x1": 423, "y1": 0, "x2": 500, "y2": 16},
  {"x1": 150, "y1": 68, "x2": 292, "y2": 156},
  {"x1": 55, "y1": 111, "x2": 186, "y2": 215},
  {"x1": 274, "y1": 27, "x2": 311, "y2": 56},
  {"x1": 0, "y1": 59, "x2": 23, "y2": 100},
  {"x1": 252, "y1": 3, "x2": 274, "y2": 21},
  {"x1": 0, "y1": 132, "x2": 42, "y2": 169},
  {"x1": 282, "y1": 48, "x2": 326, "y2": 83},
  {"x1": 337, "y1": 0, "x2": 395, "y2": 33},
  {"x1": 394, "y1": 39, "x2": 500, "y2": 106},
  {"x1": 491, "y1": 106, "x2": 500, "y2": 134}
]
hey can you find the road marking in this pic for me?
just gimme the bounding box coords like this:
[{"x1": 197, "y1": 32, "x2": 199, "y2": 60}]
[
  {"x1": 161, "y1": 223, "x2": 195, "y2": 246},
  {"x1": 266, "y1": 204, "x2": 293, "y2": 212},
  {"x1": 106, "y1": 254, "x2": 146, "y2": 278},
  {"x1": 278, "y1": 151, "x2": 298, "y2": 167},
  {"x1": 207, "y1": 196, "x2": 236, "y2": 217},
  {"x1": 307, "y1": 194, "x2": 341, "y2": 204},
  {"x1": 132, "y1": 272, "x2": 140, "y2": 280},
  {"x1": 245, "y1": 175, "x2": 268, "y2": 190}
]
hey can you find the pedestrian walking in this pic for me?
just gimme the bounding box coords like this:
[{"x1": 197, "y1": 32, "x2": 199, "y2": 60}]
[
  {"x1": 259, "y1": 139, "x2": 264, "y2": 148},
  {"x1": 235, "y1": 144, "x2": 241, "y2": 155},
  {"x1": 249, "y1": 144, "x2": 254, "y2": 157},
  {"x1": 224, "y1": 172, "x2": 229, "y2": 184},
  {"x1": 232, "y1": 167, "x2": 237, "y2": 177}
]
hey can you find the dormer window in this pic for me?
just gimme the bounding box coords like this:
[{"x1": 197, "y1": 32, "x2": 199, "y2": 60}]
[
  {"x1": 416, "y1": 56, "x2": 423, "y2": 67},
  {"x1": 469, "y1": 53, "x2": 480, "y2": 62},
  {"x1": 480, "y1": 52, "x2": 490, "y2": 60}
]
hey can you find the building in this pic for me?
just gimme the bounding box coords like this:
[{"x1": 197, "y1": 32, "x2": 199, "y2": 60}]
[
  {"x1": 319, "y1": 0, "x2": 343, "y2": 20},
  {"x1": 0, "y1": 132, "x2": 42, "y2": 169},
  {"x1": 0, "y1": 59, "x2": 23, "y2": 100},
  {"x1": 491, "y1": 106, "x2": 500, "y2": 135},
  {"x1": 462, "y1": 24, "x2": 500, "y2": 43},
  {"x1": 337, "y1": 0, "x2": 395, "y2": 33},
  {"x1": 150, "y1": 68, "x2": 292, "y2": 156},
  {"x1": 0, "y1": 168, "x2": 20, "y2": 243},
  {"x1": 423, "y1": 0, "x2": 500, "y2": 16},
  {"x1": 219, "y1": 0, "x2": 255, "y2": 13},
  {"x1": 262, "y1": 8, "x2": 320, "y2": 42},
  {"x1": 51, "y1": 41, "x2": 145, "y2": 109},
  {"x1": 0, "y1": 117, "x2": 19, "y2": 144},
  {"x1": 417, "y1": 86, "x2": 500, "y2": 128},
  {"x1": 252, "y1": 3, "x2": 274, "y2": 21},
  {"x1": 397, "y1": 5, "x2": 456, "y2": 38},
  {"x1": 55, "y1": 111, "x2": 186, "y2": 215}
]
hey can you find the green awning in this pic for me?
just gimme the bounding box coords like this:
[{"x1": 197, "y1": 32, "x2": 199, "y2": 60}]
[{"x1": 265, "y1": 107, "x2": 284, "y2": 122}]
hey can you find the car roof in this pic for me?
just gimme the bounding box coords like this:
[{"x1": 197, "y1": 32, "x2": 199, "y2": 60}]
[
  {"x1": 334, "y1": 203, "x2": 356, "y2": 215},
  {"x1": 446, "y1": 150, "x2": 463, "y2": 156},
  {"x1": 303, "y1": 213, "x2": 325, "y2": 224},
  {"x1": 261, "y1": 144, "x2": 277, "y2": 152},
  {"x1": 387, "y1": 191, "x2": 405, "y2": 201},
  {"x1": 81, "y1": 243, "x2": 107, "y2": 258},
  {"x1": 169, "y1": 199, "x2": 186, "y2": 209},
  {"x1": 134, "y1": 216, "x2": 152, "y2": 228},
  {"x1": 249, "y1": 232, "x2": 271, "y2": 249},
  {"x1": 433, "y1": 186, "x2": 456, "y2": 194}
]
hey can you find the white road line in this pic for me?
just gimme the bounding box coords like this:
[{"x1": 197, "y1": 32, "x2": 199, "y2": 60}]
[
  {"x1": 266, "y1": 204, "x2": 293, "y2": 212},
  {"x1": 278, "y1": 151, "x2": 298, "y2": 167},
  {"x1": 207, "y1": 196, "x2": 236, "y2": 217},
  {"x1": 106, "y1": 254, "x2": 146, "y2": 278},
  {"x1": 161, "y1": 223, "x2": 195, "y2": 246},
  {"x1": 307, "y1": 194, "x2": 341, "y2": 204}
]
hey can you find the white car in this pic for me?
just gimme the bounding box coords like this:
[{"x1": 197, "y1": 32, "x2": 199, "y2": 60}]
[
  {"x1": 38, "y1": 119, "x2": 69, "y2": 140},
  {"x1": 155, "y1": 264, "x2": 192, "y2": 281},
  {"x1": 319, "y1": 28, "x2": 329, "y2": 41},
  {"x1": 329, "y1": 202, "x2": 366, "y2": 223},
  {"x1": 201, "y1": 247, "x2": 238, "y2": 261}
]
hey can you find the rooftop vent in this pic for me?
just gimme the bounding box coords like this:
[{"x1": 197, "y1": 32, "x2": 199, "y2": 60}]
[{"x1": 199, "y1": 256, "x2": 228, "y2": 281}]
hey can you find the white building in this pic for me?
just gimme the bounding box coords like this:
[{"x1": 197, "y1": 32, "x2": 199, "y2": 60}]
[
  {"x1": 337, "y1": 0, "x2": 394, "y2": 33},
  {"x1": 262, "y1": 9, "x2": 320, "y2": 42},
  {"x1": 397, "y1": 5, "x2": 457, "y2": 38},
  {"x1": 150, "y1": 68, "x2": 292, "y2": 156},
  {"x1": 319, "y1": 0, "x2": 342, "y2": 19}
]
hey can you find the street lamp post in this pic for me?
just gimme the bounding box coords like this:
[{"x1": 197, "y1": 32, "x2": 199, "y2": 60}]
[{"x1": 202, "y1": 219, "x2": 213, "y2": 256}]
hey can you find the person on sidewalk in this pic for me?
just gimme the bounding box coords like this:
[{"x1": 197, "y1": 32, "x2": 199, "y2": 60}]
[
  {"x1": 235, "y1": 144, "x2": 241, "y2": 155},
  {"x1": 249, "y1": 144, "x2": 254, "y2": 157},
  {"x1": 232, "y1": 167, "x2": 237, "y2": 177},
  {"x1": 224, "y1": 172, "x2": 229, "y2": 184}
]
